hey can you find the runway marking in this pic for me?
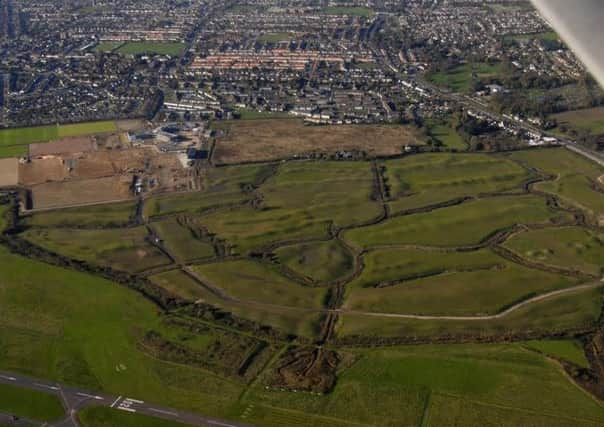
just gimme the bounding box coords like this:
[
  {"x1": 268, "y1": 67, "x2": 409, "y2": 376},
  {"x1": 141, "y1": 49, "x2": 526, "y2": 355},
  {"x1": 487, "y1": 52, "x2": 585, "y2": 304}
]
[
  {"x1": 110, "y1": 396, "x2": 122, "y2": 408},
  {"x1": 0, "y1": 375, "x2": 16, "y2": 381},
  {"x1": 76, "y1": 392, "x2": 104, "y2": 400},
  {"x1": 149, "y1": 408, "x2": 179, "y2": 416},
  {"x1": 126, "y1": 398, "x2": 144, "y2": 404},
  {"x1": 208, "y1": 421, "x2": 238, "y2": 427},
  {"x1": 117, "y1": 407, "x2": 137, "y2": 413},
  {"x1": 34, "y1": 382, "x2": 59, "y2": 391}
]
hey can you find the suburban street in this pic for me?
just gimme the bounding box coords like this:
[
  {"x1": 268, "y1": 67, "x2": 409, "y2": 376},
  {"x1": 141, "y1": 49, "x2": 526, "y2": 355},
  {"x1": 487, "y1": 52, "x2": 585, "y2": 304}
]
[{"x1": 0, "y1": 371, "x2": 252, "y2": 427}]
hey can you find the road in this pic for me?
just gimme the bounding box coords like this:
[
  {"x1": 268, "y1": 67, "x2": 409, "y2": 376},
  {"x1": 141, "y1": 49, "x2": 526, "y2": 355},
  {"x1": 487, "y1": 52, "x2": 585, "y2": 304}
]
[{"x1": 0, "y1": 371, "x2": 252, "y2": 427}]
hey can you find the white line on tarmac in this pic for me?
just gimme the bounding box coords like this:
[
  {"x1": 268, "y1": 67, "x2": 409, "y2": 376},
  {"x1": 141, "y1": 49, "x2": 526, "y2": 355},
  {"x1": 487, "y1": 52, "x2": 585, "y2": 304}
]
[
  {"x1": 76, "y1": 392, "x2": 104, "y2": 400},
  {"x1": 125, "y1": 398, "x2": 144, "y2": 404},
  {"x1": 149, "y1": 408, "x2": 179, "y2": 416},
  {"x1": 0, "y1": 375, "x2": 16, "y2": 381},
  {"x1": 110, "y1": 396, "x2": 122, "y2": 408},
  {"x1": 117, "y1": 407, "x2": 137, "y2": 413},
  {"x1": 208, "y1": 421, "x2": 237, "y2": 427},
  {"x1": 34, "y1": 383, "x2": 59, "y2": 391}
]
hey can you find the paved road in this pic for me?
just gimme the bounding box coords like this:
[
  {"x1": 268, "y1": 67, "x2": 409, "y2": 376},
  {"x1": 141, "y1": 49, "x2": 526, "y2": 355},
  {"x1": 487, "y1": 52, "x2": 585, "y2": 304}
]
[{"x1": 0, "y1": 371, "x2": 252, "y2": 427}]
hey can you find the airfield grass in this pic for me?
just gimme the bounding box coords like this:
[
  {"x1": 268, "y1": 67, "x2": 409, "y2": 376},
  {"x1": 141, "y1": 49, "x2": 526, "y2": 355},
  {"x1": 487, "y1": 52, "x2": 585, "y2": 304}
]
[
  {"x1": 116, "y1": 42, "x2": 185, "y2": 56},
  {"x1": 0, "y1": 382, "x2": 65, "y2": 422},
  {"x1": 191, "y1": 259, "x2": 327, "y2": 309},
  {"x1": 152, "y1": 217, "x2": 215, "y2": 262},
  {"x1": 0, "y1": 245, "x2": 246, "y2": 418},
  {"x1": 323, "y1": 6, "x2": 374, "y2": 17},
  {"x1": 426, "y1": 118, "x2": 467, "y2": 150},
  {"x1": 383, "y1": 153, "x2": 531, "y2": 212},
  {"x1": 249, "y1": 343, "x2": 604, "y2": 427},
  {"x1": 338, "y1": 285, "x2": 602, "y2": 339},
  {"x1": 345, "y1": 195, "x2": 563, "y2": 249},
  {"x1": 24, "y1": 201, "x2": 136, "y2": 228},
  {"x1": 79, "y1": 407, "x2": 193, "y2": 427},
  {"x1": 345, "y1": 249, "x2": 579, "y2": 316},
  {"x1": 0, "y1": 121, "x2": 116, "y2": 147},
  {"x1": 275, "y1": 239, "x2": 354, "y2": 283},
  {"x1": 200, "y1": 161, "x2": 380, "y2": 253},
  {"x1": 150, "y1": 269, "x2": 321, "y2": 338},
  {"x1": 524, "y1": 340, "x2": 590, "y2": 368},
  {"x1": 428, "y1": 62, "x2": 506, "y2": 92},
  {"x1": 553, "y1": 106, "x2": 604, "y2": 135},
  {"x1": 505, "y1": 148, "x2": 604, "y2": 217},
  {"x1": 505, "y1": 226, "x2": 604, "y2": 276},
  {"x1": 143, "y1": 163, "x2": 270, "y2": 218},
  {"x1": 22, "y1": 226, "x2": 171, "y2": 273}
]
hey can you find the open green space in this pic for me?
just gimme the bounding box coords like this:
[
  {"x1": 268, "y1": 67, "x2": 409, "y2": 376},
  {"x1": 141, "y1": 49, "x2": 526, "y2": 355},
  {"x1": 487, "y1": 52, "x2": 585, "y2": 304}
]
[
  {"x1": 24, "y1": 201, "x2": 136, "y2": 228},
  {"x1": 149, "y1": 269, "x2": 209, "y2": 302},
  {"x1": 79, "y1": 407, "x2": 194, "y2": 427},
  {"x1": 426, "y1": 118, "x2": 467, "y2": 151},
  {"x1": 0, "y1": 121, "x2": 116, "y2": 147},
  {"x1": 553, "y1": 107, "x2": 604, "y2": 136},
  {"x1": 249, "y1": 343, "x2": 604, "y2": 427},
  {"x1": 505, "y1": 148, "x2": 604, "y2": 218},
  {"x1": 275, "y1": 239, "x2": 354, "y2": 283},
  {"x1": 257, "y1": 33, "x2": 292, "y2": 43},
  {"x1": 323, "y1": 6, "x2": 374, "y2": 17},
  {"x1": 524, "y1": 340, "x2": 590, "y2": 368},
  {"x1": 345, "y1": 194, "x2": 564, "y2": 249},
  {"x1": 94, "y1": 42, "x2": 123, "y2": 52},
  {"x1": 0, "y1": 144, "x2": 28, "y2": 158},
  {"x1": 152, "y1": 216, "x2": 215, "y2": 262},
  {"x1": 116, "y1": 42, "x2": 186, "y2": 56},
  {"x1": 200, "y1": 161, "x2": 380, "y2": 253},
  {"x1": 383, "y1": 153, "x2": 531, "y2": 212},
  {"x1": 191, "y1": 259, "x2": 327, "y2": 309},
  {"x1": 22, "y1": 226, "x2": 171, "y2": 273},
  {"x1": 338, "y1": 285, "x2": 602, "y2": 339},
  {"x1": 505, "y1": 226, "x2": 604, "y2": 276},
  {"x1": 345, "y1": 249, "x2": 579, "y2": 316},
  {"x1": 427, "y1": 62, "x2": 507, "y2": 92},
  {"x1": 0, "y1": 382, "x2": 65, "y2": 422}
]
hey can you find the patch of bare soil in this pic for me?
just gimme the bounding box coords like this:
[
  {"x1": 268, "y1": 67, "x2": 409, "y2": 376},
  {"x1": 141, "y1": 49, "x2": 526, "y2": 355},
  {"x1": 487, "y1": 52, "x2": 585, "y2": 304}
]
[{"x1": 267, "y1": 346, "x2": 340, "y2": 393}]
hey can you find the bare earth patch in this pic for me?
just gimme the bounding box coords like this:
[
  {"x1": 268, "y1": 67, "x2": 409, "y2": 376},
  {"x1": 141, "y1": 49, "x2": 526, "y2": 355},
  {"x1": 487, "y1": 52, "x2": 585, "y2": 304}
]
[
  {"x1": 0, "y1": 158, "x2": 19, "y2": 187},
  {"x1": 213, "y1": 119, "x2": 424, "y2": 164}
]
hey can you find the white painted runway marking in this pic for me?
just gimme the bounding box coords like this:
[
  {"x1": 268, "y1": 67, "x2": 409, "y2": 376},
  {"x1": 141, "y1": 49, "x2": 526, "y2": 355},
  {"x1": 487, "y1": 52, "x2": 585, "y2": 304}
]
[
  {"x1": 117, "y1": 407, "x2": 137, "y2": 413},
  {"x1": 0, "y1": 375, "x2": 16, "y2": 381},
  {"x1": 34, "y1": 382, "x2": 59, "y2": 391},
  {"x1": 126, "y1": 397, "x2": 144, "y2": 404},
  {"x1": 110, "y1": 396, "x2": 122, "y2": 408},
  {"x1": 76, "y1": 392, "x2": 104, "y2": 400},
  {"x1": 208, "y1": 421, "x2": 237, "y2": 427},
  {"x1": 149, "y1": 408, "x2": 179, "y2": 416}
]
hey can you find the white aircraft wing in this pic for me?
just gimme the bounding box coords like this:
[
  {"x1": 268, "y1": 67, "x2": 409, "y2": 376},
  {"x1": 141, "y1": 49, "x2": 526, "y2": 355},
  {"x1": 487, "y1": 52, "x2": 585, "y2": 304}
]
[{"x1": 531, "y1": 0, "x2": 604, "y2": 87}]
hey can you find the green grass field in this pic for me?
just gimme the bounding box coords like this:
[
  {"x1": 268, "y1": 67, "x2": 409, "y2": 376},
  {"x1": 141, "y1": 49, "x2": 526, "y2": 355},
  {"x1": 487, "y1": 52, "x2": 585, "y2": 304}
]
[
  {"x1": 275, "y1": 240, "x2": 354, "y2": 283},
  {"x1": 383, "y1": 153, "x2": 531, "y2": 212},
  {"x1": 24, "y1": 201, "x2": 136, "y2": 228},
  {"x1": 345, "y1": 249, "x2": 579, "y2": 316},
  {"x1": 116, "y1": 42, "x2": 186, "y2": 56},
  {"x1": 22, "y1": 226, "x2": 171, "y2": 273},
  {"x1": 152, "y1": 217, "x2": 215, "y2": 262},
  {"x1": 505, "y1": 148, "x2": 604, "y2": 218},
  {"x1": 553, "y1": 107, "x2": 604, "y2": 136},
  {"x1": 191, "y1": 260, "x2": 327, "y2": 309},
  {"x1": 428, "y1": 62, "x2": 506, "y2": 92},
  {"x1": 345, "y1": 195, "x2": 563, "y2": 249},
  {"x1": 0, "y1": 382, "x2": 65, "y2": 422},
  {"x1": 79, "y1": 407, "x2": 193, "y2": 427},
  {"x1": 0, "y1": 144, "x2": 28, "y2": 158},
  {"x1": 505, "y1": 226, "x2": 604, "y2": 276},
  {"x1": 323, "y1": 6, "x2": 374, "y2": 17},
  {"x1": 426, "y1": 118, "x2": 467, "y2": 150},
  {"x1": 0, "y1": 121, "x2": 117, "y2": 147},
  {"x1": 94, "y1": 42, "x2": 123, "y2": 52},
  {"x1": 524, "y1": 340, "x2": 590, "y2": 368}
]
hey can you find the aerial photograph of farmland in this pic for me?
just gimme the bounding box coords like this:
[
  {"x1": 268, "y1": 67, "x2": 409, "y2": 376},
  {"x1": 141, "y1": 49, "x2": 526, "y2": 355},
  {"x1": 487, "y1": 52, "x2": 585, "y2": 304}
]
[{"x1": 1, "y1": 0, "x2": 604, "y2": 426}]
